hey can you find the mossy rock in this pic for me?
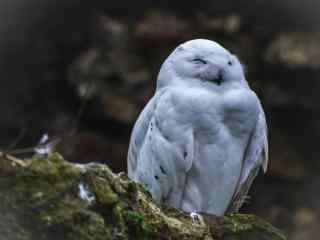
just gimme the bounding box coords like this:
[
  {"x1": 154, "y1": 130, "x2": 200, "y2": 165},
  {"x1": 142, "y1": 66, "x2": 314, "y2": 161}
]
[{"x1": 0, "y1": 153, "x2": 286, "y2": 240}]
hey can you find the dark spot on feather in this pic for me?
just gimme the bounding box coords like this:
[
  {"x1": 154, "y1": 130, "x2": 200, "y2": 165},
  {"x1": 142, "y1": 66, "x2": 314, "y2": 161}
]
[
  {"x1": 131, "y1": 149, "x2": 137, "y2": 159},
  {"x1": 154, "y1": 119, "x2": 158, "y2": 127},
  {"x1": 183, "y1": 151, "x2": 188, "y2": 158},
  {"x1": 163, "y1": 134, "x2": 170, "y2": 141},
  {"x1": 160, "y1": 166, "x2": 167, "y2": 175},
  {"x1": 154, "y1": 175, "x2": 159, "y2": 180}
]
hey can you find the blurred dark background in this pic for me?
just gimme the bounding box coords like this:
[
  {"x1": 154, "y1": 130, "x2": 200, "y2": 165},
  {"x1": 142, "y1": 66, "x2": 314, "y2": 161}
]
[{"x1": 1, "y1": 1, "x2": 320, "y2": 239}]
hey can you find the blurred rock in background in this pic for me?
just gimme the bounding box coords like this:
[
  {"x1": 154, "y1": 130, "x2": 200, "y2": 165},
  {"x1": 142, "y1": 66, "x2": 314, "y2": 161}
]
[{"x1": 0, "y1": 1, "x2": 320, "y2": 239}]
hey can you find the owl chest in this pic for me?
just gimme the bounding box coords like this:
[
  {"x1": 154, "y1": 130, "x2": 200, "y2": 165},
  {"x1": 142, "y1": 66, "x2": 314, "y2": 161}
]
[
  {"x1": 155, "y1": 90, "x2": 222, "y2": 140},
  {"x1": 155, "y1": 88, "x2": 258, "y2": 141},
  {"x1": 222, "y1": 89, "x2": 260, "y2": 138}
]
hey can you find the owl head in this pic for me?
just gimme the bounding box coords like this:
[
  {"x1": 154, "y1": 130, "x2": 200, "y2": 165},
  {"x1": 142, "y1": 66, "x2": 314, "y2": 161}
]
[{"x1": 157, "y1": 39, "x2": 247, "y2": 90}]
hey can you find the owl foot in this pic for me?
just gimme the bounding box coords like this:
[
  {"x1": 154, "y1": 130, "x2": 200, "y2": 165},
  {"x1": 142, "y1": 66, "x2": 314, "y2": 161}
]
[{"x1": 190, "y1": 212, "x2": 204, "y2": 225}]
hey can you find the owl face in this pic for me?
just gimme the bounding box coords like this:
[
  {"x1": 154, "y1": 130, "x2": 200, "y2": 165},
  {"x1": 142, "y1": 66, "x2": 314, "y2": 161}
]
[{"x1": 158, "y1": 39, "x2": 246, "y2": 89}]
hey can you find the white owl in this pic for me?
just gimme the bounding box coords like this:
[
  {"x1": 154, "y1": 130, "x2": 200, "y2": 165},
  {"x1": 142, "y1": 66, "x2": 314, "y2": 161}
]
[{"x1": 127, "y1": 39, "x2": 268, "y2": 216}]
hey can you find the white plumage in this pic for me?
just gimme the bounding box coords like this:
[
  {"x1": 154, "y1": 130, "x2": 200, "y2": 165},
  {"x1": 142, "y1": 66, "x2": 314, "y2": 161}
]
[{"x1": 127, "y1": 39, "x2": 268, "y2": 216}]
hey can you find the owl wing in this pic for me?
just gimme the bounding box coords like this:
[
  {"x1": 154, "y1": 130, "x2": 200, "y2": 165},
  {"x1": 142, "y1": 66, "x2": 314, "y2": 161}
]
[
  {"x1": 127, "y1": 94, "x2": 157, "y2": 177},
  {"x1": 128, "y1": 90, "x2": 194, "y2": 206},
  {"x1": 226, "y1": 105, "x2": 268, "y2": 213}
]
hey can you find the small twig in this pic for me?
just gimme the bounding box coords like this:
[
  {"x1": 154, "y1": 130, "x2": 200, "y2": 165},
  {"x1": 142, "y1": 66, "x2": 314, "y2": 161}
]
[
  {"x1": 3, "y1": 147, "x2": 36, "y2": 155},
  {"x1": 69, "y1": 73, "x2": 96, "y2": 137},
  {"x1": 0, "y1": 151, "x2": 29, "y2": 167}
]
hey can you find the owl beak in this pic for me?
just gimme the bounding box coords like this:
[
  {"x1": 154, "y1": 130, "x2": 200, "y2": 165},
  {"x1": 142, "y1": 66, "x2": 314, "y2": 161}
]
[{"x1": 211, "y1": 72, "x2": 223, "y2": 85}]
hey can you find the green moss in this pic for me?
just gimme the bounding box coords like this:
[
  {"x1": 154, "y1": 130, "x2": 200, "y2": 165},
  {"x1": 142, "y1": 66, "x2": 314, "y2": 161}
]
[
  {"x1": 89, "y1": 177, "x2": 118, "y2": 205},
  {"x1": 125, "y1": 210, "x2": 144, "y2": 223},
  {"x1": 112, "y1": 205, "x2": 124, "y2": 223},
  {"x1": 124, "y1": 210, "x2": 152, "y2": 239},
  {"x1": 207, "y1": 214, "x2": 286, "y2": 240},
  {"x1": 0, "y1": 153, "x2": 286, "y2": 240},
  {"x1": 29, "y1": 153, "x2": 81, "y2": 182}
]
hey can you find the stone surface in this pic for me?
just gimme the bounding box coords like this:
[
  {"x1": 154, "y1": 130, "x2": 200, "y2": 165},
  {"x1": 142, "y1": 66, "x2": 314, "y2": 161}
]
[{"x1": 0, "y1": 153, "x2": 286, "y2": 240}]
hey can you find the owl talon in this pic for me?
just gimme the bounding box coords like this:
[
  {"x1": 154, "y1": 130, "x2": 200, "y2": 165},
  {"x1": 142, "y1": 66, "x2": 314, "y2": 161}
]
[{"x1": 190, "y1": 212, "x2": 204, "y2": 225}]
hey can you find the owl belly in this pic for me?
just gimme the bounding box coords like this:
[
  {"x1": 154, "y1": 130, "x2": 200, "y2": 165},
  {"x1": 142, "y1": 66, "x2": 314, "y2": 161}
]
[
  {"x1": 180, "y1": 129, "x2": 246, "y2": 216},
  {"x1": 177, "y1": 89, "x2": 258, "y2": 215},
  {"x1": 156, "y1": 87, "x2": 258, "y2": 215}
]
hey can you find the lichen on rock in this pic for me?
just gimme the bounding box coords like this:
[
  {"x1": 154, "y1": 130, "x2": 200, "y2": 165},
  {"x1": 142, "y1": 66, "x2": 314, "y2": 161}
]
[{"x1": 0, "y1": 153, "x2": 286, "y2": 240}]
